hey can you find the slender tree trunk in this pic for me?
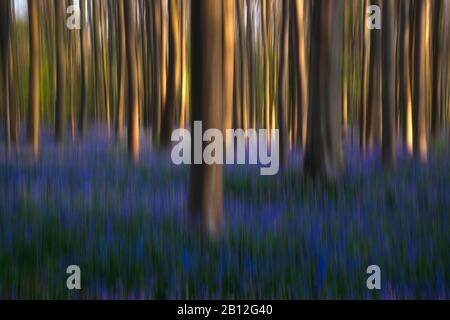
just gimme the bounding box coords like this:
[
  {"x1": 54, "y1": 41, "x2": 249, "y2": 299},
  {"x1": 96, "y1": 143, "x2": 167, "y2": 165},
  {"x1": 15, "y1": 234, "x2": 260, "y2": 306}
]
[
  {"x1": 100, "y1": 0, "x2": 111, "y2": 135},
  {"x1": 381, "y1": 0, "x2": 396, "y2": 165},
  {"x1": 277, "y1": 0, "x2": 290, "y2": 171},
  {"x1": 179, "y1": 0, "x2": 188, "y2": 129},
  {"x1": 366, "y1": 0, "x2": 381, "y2": 150},
  {"x1": 189, "y1": 0, "x2": 223, "y2": 237},
  {"x1": 360, "y1": 0, "x2": 369, "y2": 152},
  {"x1": 27, "y1": 0, "x2": 40, "y2": 158},
  {"x1": 0, "y1": 0, "x2": 11, "y2": 152},
  {"x1": 161, "y1": 0, "x2": 181, "y2": 145},
  {"x1": 124, "y1": 0, "x2": 139, "y2": 162},
  {"x1": 223, "y1": 0, "x2": 235, "y2": 132},
  {"x1": 115, "y1": 0, "x2": 126, "y2": 140},
  {"x1": 431, "y1": 0, "x2": 442, "y2": 137},
  {"x1": 78, "y1": 0, "x2": 89, "y2": 137},
  {"x1": 293, "y1": 0, "x2": 308, "y2": 149},
  {"x1": 237, "y1": 0, "x2": 249, "y2": 130},
  {"x1": 399, "y1": 0, "x2": 413, "y2": 154},
  {"x1": 412, "y1": 0, "x2": 428, "y2": 161},
  {"x1": 54, "y1": 0, "x2": 66, "y2": 143},
  {"x1": 151, "y1": 0, "x2": 162, "y2": 145}
]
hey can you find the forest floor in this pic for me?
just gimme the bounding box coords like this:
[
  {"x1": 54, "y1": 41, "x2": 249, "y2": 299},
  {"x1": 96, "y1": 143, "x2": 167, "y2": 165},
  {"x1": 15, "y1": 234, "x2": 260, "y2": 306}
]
[{"x1": 0, "y1": 128, "x2": 449, "y2": 299}]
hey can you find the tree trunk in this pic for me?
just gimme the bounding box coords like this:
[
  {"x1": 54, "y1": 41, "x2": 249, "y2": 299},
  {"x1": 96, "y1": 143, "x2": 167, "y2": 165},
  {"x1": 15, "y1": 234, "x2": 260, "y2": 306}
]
[
  {"x1": 189, "y1": 0, "x2": 223, "y2": 237},
  {"x1": 431, "y1": 0, "x2": 442, "y2": 137},
  {"x1": 115, "y1": 0, "x2": 126, "y2": 140},
  {"x1": 161, "y1": 0, "x2": 181, "y2": 145},
  {"x1": 304, "y1": 0, "x2": 344, "y2": 179},
  {"x1": 381, "y1": 0, "x2": 396, "y2": 165},
  {"x1": 124, "y1": 0, "x2": 140, "y2": 162},
  {"x1": 54, "y1": 0, "x2": 66, "y2": 143},
  {"x1": 412, "y1": 0, "x2": 428, "y2": 161},
  {"x1": 78, "y1": 0, "x2": 89, "y2": 137},
  {"x1": 366, "y1": 0, "x2": 381, "y2": 150},
  {"x1": 27, "y1": 0, "x2": 40, "y2": 158},
  {"x1": 277, "y1": 0, "x2": 289, "y2": 171},
  {"x1": 0, "y1": 0, "x2": 11, "y2": 152},
  {"x1": 223, "y1": 0, "x2": 235, "y2": 132},
  {"x1": 398, "y1": 0, "x2": 413, "y2": 154},
  {"x1": 293, "y1": 0, "x2": 308, "y2": 149}
]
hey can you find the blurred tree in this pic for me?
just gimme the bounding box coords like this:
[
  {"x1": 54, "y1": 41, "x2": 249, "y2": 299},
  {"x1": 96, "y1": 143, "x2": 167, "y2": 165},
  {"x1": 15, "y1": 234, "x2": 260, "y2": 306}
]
[
  {"x1": 0, "y1": 0, "x2": 11, "y2": 152},
  {"x1": 293, "y1": 0, "x2": 308, "y2": 149},
  {"x1": 223, "y1": 0, "x2": 235, "y2": 133},
  {"x1": 304, "y1": 0, "x2": 344, "y2": 179},
  {"x1": 398, "y1": 0, "x2": 413, "y2": 155},
  {"x1": 54, "y1": 0, "x2": 66, "y2": 143},
  {"x1": 124, "y1": 0, "x2": 140, "y2": 162},
  {"x1": 431, "y1": 0, "x2": 442, "y2": 137},
  {"x1": 189, "y1": 0, "x2": 224, "y2": 237},
  {"x1": 78, "y1": 0, "x2": 89, "y2": 137},
  {"x1": 161, "y1": 0, "x2": 181, "y2": 146},
  {"x1": 115, "y1": 0, "x2": 126, "y2": 140},
  {"x1": 381, "y1": 0, "x2": 396, "y2": 165},
  {"x1": 366, "y1": 0, "x2": 381, "y2": 150},
  {"x1": 412, "y1": 0, "x2": 428, "y2": 162},
  {"x1": 27, "y1": 0, "x2": 40, "y2": 157},
  {"x1": 277, "y1": 0, "x2": 289, "y2": 171}
]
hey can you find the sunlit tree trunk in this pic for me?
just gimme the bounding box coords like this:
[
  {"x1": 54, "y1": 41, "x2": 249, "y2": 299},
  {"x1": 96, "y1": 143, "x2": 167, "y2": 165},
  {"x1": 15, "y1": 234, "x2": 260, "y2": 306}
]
[
  {"x1": 115, "y1": 0, "x2": 126, "y2": 140},
  {"x1": 100, "y1": 0, "x2": 111, "y2": 135},
  {"x1": 78, "y1": 0, "x2": 89, "y2": 137},
  {"x1": 237, "y1": 0, "x2": 249, "y2": 130},
  {"x1": 161, "y1": 0, "x2": 181, "y2": 145},
  {"x1": 27, "y1": 0, "x2": 40, "y2": 158},
  {"x1": 304, "y1": 0, "x2": 344, "y2": 179},
  {"x1": 124, "y1": 0, "x2": 139, "y2": 162},
  {"x1": 179, "y1": 0, "x2": 188, "y2": 129},
  {"x1": 277, "y1": 0, "x2": 289, "y2": 171},
  {"x1": 161, "y1": 0, "x2": 168, "y2": 120},
  {"x1": 381, "y1": 0, "x2": 396, "y2": 165},
  {"x1": 189, "y1": 0, "x2": 223, "y2": 237},
  {"x1": 293, "y1": 0, "x2": 308, "y2": 149},
  {"x1": 247, "y1": 0, "x2": 255, "y2": 129},
  {"x1": 223, "y1": 0, "x2": 235, "y2": 133},
  {"x1": 398, "y1": 0, "x2": 413, "y2": 154},
  {"x1": 412, "y1": 0, "x2": 428, "y2": 161},
  {"x1": 261, "y1": 0, "x2": 270, "y2": 134},
  {"x1": 54, "y1": 0, "x2": 66, "y2": 143}
]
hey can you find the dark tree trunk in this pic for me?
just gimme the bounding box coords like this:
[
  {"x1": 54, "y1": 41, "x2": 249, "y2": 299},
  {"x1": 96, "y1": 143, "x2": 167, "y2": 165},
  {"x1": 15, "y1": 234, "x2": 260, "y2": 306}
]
[
  {"x1": 381, "y1": 0, "x2": 396, "y2": 165},
  {"x1": 189, "y1": 0, "x2": 224, "y2": 237},
  {"x1": 27, "y1": 0, "x2": 40, "y2": 158},
  {"x1": 54, "y1": 0, "x2": 66, "y2": 143},
  {"x1": 161, "y1": 0, "x2": 181, "y2": 146},
  {"x1": 304, "y1": 0, "x2": 344, "y2": 180}
]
